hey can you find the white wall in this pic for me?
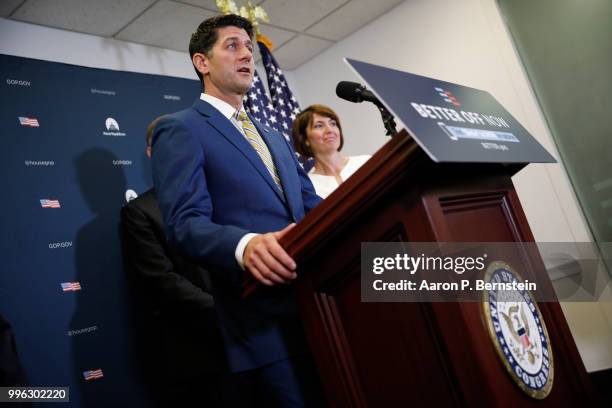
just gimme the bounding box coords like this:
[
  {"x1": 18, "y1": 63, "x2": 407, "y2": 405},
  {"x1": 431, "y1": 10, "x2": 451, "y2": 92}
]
[
  {"x1": 0, "y1": 17, "x2": 281, "y2": 113},
  {"x1": 2, "y1": 3, "x2": 611, "y2": 372},
  {"x1": 0, "y1": 17, "x2": 196, "y2": 79},
  {"x1": 290, "y1": 0, "x2": 612, "y2": 372}
]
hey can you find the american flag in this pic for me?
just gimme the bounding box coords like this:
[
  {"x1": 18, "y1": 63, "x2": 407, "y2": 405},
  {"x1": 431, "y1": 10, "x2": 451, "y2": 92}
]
[
  {"x1": 40, "y1": 199, "x2": 61, "y2": 208},
  {"x1": 19, "y1": 116, "x2": 40, "y2": 127},
  {"x1": 244, "y1": 69, "x2": 279, "y2": 128},
  {"x1": 82, "y1": 369, "x2": 103, "y2": 381},
  {"x1": 257, "y1": 41, "x2": 300, "y2": 142},
  {"x1": 61, "y1": 282, "x2": 82, "y2": 292},
  {"x1": 257, "y1": 41, "x2": 314, "y2": 170}
]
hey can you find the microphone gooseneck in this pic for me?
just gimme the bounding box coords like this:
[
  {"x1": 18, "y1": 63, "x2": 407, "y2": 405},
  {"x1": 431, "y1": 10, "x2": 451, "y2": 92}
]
[{"x1": 335, "y1": 81, "x2": 398, "y2": 136}]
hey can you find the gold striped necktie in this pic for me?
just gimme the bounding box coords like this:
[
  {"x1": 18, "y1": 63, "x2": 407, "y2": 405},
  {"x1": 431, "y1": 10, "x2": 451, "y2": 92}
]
[{"x1": 238, "y1": 111, "x2": 283, "y2": 191}]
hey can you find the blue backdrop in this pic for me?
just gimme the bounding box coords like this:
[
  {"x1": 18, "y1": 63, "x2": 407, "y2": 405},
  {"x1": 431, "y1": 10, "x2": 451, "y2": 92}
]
[{"x1": 0, "y1": 54, "x2": 200, "y2": 406}]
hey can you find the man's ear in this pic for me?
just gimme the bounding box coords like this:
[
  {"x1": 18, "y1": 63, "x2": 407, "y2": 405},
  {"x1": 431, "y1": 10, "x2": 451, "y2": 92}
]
[{"x1": 192, "y1": 53, "x2": 209, "y2": 76}]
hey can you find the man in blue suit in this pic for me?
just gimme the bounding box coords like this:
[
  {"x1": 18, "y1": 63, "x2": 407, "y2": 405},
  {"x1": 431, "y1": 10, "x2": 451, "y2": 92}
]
[{"x1": 151, "y1": 14, "x2": 324, "y2": 407}]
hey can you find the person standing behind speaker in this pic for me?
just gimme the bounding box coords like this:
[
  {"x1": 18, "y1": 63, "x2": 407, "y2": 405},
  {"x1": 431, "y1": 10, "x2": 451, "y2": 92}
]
[
  {"x1": 0, "y1": 313, "x2": 28, "y2": 387},
  {"x1": 121, "y1": 117, "x2": 235, "y2": 407},
  {"x1": 292, "y1": 105, "x2": 370, "y2": 199}
]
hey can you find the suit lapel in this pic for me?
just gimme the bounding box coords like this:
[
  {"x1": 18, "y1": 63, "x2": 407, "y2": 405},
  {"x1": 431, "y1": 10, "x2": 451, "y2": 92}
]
[
  {"x1": 252, "y1": 119, "x2": 299, "y2": 219},
  {"x1": 192, "y1": 99, "x2": 287, "y2": 204}
]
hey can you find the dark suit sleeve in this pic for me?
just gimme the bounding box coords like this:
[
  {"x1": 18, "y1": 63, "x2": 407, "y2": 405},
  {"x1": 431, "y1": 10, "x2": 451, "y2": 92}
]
[
  {"x1": 151, "y1": 116, "x2": 248, "y2": 270},
  {"x1": 297, "y1": 159, "x2": 322, "y2": 213},
  {"x1": 286, "y1": 137, "x2": 322, "y2": 213},
  {"x1": 121, "y1": 203, "x2": 214, "y2": 315}
]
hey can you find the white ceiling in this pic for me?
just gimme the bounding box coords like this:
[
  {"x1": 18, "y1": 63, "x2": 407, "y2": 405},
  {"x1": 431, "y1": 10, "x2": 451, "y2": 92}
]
[{"x1": 2, "y1": 0, "x2": 403, "y2": 70}]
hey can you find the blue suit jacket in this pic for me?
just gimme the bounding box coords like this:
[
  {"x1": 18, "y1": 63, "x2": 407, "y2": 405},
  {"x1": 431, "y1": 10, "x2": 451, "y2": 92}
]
[{"x1": 151, "y1": 98, "x2": 322, "y2": 372}]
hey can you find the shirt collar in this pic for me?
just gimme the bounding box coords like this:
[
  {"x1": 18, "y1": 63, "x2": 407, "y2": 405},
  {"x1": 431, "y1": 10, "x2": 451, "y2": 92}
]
[{"x1": 200, "y1": 93, "x2": 242, "y2": 120}]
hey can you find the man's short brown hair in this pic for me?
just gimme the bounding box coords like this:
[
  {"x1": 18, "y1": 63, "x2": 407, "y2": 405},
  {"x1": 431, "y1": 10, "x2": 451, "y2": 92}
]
[
  {"x1": 292, "y1": 104, "x2": 344, "y2": 158},
  {"x1": 189, "y1": 14, "x2": 254, "y2": 85}
]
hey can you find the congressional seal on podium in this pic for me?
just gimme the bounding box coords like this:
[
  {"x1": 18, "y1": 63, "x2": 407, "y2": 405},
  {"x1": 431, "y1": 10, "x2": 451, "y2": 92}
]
[{"x1": 482, "y1": 261, "x2": 554, "y2": 399}]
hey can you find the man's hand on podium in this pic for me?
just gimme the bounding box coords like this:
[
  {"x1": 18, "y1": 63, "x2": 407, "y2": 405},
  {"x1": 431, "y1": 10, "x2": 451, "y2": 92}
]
[{"x1": 243, "y1": 223, "x2": 297, "y2": 286}]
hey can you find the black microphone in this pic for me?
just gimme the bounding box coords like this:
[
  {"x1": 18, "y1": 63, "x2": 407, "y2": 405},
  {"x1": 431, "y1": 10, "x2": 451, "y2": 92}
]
[
  {"x1": 335, "y1": 81, "x2": 398, "y2": 137},
  {"x1": 336, "y1": 81, "x2": 379, "y2": 104}
]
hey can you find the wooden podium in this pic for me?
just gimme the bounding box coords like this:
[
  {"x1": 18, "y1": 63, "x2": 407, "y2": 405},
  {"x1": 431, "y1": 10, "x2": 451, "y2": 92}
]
[{"x1": 245, "y1": 130, "x2": 594, "y2": 406}]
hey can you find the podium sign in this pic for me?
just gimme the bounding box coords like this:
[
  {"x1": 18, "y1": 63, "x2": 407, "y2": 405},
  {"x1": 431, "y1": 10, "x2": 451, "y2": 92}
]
[{"x1": 345, "y1": 58, "x2": 556, "y2": 163}]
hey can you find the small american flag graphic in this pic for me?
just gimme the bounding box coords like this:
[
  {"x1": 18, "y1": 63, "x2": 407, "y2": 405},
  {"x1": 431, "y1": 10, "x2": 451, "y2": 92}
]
[
  {"x1": 40, "y1": 199, "x2": 61, "y2": 208},
  {"x1": 19, "y1": 117, "x2": 40, "y2": 127},
  {"x1": 83, "y1": 369, "x2": 104, "y2": 381},
  {"x1": 61, "y1": 282, "x2": 82, "y2": 292}
]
